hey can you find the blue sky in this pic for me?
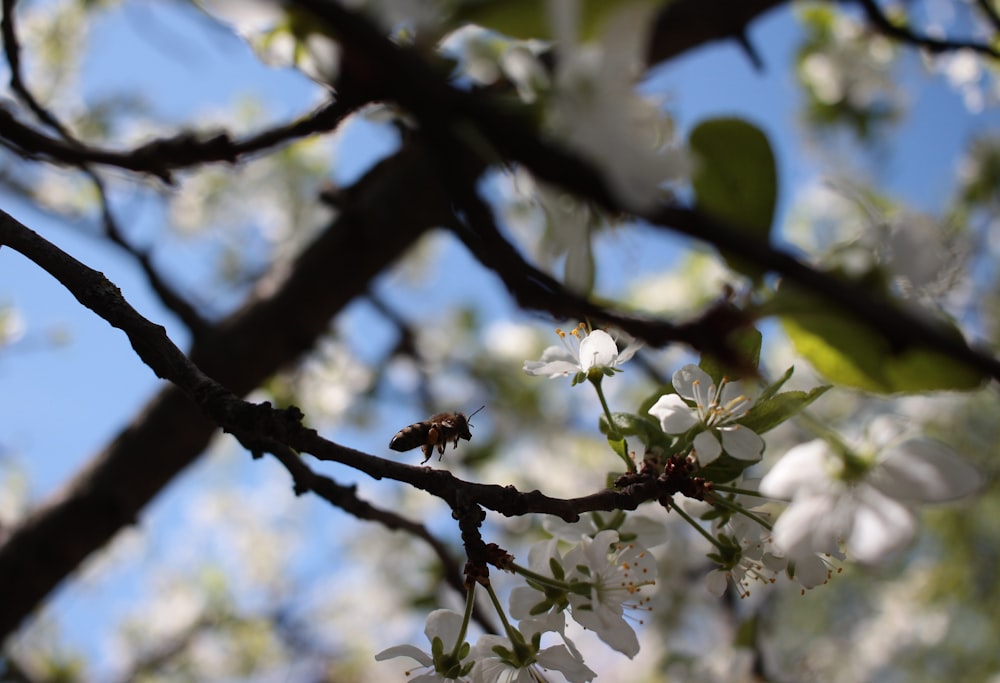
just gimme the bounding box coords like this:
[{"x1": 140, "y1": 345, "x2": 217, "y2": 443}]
[{"x1": 2, "y1": 0, "x2": 999, "y2": 673}]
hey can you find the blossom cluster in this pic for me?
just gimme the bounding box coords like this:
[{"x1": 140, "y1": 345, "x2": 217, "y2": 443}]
[
  {"x1": 377, "y1": 323, "x2": 982, "y2": 679},
  {"x1": 376, "y1": 530, "x2": 656, "y2": 682}
]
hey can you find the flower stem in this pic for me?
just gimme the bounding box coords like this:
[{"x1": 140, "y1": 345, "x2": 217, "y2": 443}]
[
  {"x1": 671, "y1": 500, "x2": 726, "y2": 550},
  {"x1": 590, "y1": 375, "x2": 636, "y2": 473},
  {"x1": 709, "y1": 494, "x2": 773, "y2": 531},
  {"x1": 485, "y1": 582, "x2": 520, "y2": 643},
  {"x1": 511, "y1": 562, "x2": 570, "y2": 591},
  {"x1": 712, "y1": 483, "x2": 766, "y2": 498},
  {"x1": 450, "y1": 583, "x2": 477, "y2": 660}
]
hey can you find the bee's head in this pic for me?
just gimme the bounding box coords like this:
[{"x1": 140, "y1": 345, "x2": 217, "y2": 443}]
[{"x1": 459, "y1": 405, "x2": 486, "y2": 441}]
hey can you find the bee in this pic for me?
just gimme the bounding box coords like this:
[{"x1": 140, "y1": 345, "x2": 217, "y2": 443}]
[{"x1": 390, "y1": 406, "x2": 485, "y2": 463}]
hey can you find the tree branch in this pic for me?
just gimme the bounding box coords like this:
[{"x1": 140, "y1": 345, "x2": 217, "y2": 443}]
[
  {"x1": 244, "y1": 432, "x2": 498, "y2": 633},
  {"x1": 0, "y1": 98, "x2": 357, "y2": 183},
  {"x1": 854, "y1": 0, "x2": 1000, "y2": 59},
  {"x1": 298, "y1": 0, "x2": 1000, "y2": 382},
  {"x1": 0, "y1": 138, "x2": 448, "y2": 640}
]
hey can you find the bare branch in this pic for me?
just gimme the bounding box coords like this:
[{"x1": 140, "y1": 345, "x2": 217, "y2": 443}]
[
  {"x1": 0, "y1": 139, "x2": 448, "y2": 639},
  {"x1": 854, "y1": 0, "x2": 1000, "y2": 59},
  {"x1": 0, "y1": 98, "x2": 357, "y2": 183}
]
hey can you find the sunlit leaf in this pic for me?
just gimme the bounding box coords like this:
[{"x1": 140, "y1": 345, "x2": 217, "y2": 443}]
[
  {"x1": 689, "y1": 117, "x2": 777, "y2": 281},
  {"x1": 776, "y1": 288, "x2": 986, "y2": 393}
]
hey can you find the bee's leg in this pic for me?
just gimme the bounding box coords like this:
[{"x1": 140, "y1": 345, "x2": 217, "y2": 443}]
[{"x1": 421, "y1": 443, "x2": 434, "y2": 464}]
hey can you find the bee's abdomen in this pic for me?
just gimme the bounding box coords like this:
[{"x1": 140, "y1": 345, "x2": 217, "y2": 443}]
[{"x1": 389, "y1": 424, "x2": 428, "y2": 452}]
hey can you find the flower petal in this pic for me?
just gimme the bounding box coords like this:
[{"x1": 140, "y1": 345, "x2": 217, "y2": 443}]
[
  {"x1": 770, "y1": 491, "x2": 843, "y2": 558},
  {"x1": 671, "y1": 364, "x2": 712, "y2": 402},
  {"x1": 693, "y1": 430, "x2": 722, "y2": 463},
  {"x1": 509, "y1": 586, "x2": 545, "y2": 620},
  {"x1": 648, "y1": 394, "x2": 699, "y2": 433},
  {"x1": 705, "y1": 569, "x2": 729, "y2": 597},
  {"x1": 425, "y1": 608, "x2": 465, "y2": 644},
  {"x1": 536, "y1": 644, "x2": 598, "y2": 682},
  {"x1": 720, "y1": 425, "x2": 764, "y2": 460},
  {"x1": 847, "y1": 488, "x2": 917, "y2": 563},
  {"x1": 873, "y1": 439, "x2": 983, "y2": 503},
  {"x1": 578, "y1": 329, "x2": 618, "y2": 371},
  {"x1": 523, "y1": 359, "x2": 582, "y2": 377},
  {"x1": 615, "y1": 336, "x2": 643, "y2": 364},
  {"x1": 719, "y1": 380, "x2": 755, "y2": 415},
  {"x1": 759, "y1": 440, "x2": 836, "y2": 499},
  {"x1": 789, "y1": 553, "x2": 831, "y2": 589},
  {"x1": 374, "y1": 644, "x2": 433, "y2": 665},
  {"x1": 568, "y1": 597, "x2": 639, "y2": 658}
]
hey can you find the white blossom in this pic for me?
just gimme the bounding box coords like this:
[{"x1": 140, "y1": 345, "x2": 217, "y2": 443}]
[
  {"x1": 707, "y1": 513, "x2": 786, "y2": 599},
  {"x1": 376, "y1": 609, "x2": 473, "y2": 682},
  {"x1": 760, "y1": 431, "x2": 982, "y2": 564},
  {"x1": 648, "y1": 365, "x2": 764, "y2": 464},
  {"x1": 470, "y1": 616, "x2": 595, "y2": 683},
  {"x1": 509, "y1": 539, "x2": 568, "y2": 623},
  {"x1": 523, "y1": 327, "x2": 640, "y2": 381},
  {"x1": 562, "y1": 530, "x2": 656, "y2": 658},
  {"x1": 545, "y1": 0, "x2": 687, "y2": 211}
]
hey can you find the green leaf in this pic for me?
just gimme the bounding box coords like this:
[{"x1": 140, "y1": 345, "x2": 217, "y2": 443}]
[
  {"x1": 740, "y1": 385, "x2": 831, "y2": 434},
  {"x1": 776, "y1": 288, "x2": 986, "y2": 393},
  {"x1": 600, "y1": 411, "x2": 668, "y2": 447},
  {"x1": 689, "y1": 117, "x2": 777, "y2": 281},
  {"x1": 607, "y1": 435, "x2": 628, "y2": 461},
  {"x1": 756, "y1": 366, "x2": 795, "y2": 403}
]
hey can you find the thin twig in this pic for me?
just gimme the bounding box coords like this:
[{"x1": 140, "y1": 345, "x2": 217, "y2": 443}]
[
  {"x1": 974, "y1": 0, "x2": 1000, "y2": 33},
  {"x1": 0, "y1": 98, "x2": 358, "y2": 182},
  {"x1": 855, "y1": 0, "x2": 1000, "y2": 58}
]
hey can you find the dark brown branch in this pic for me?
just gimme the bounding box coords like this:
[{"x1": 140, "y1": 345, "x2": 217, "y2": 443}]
[
  {"x1": 0, "y1": 192, "x2": 670, "y2": 640},
  {"x1": 429, "y1": 137, "x2": 758, "y2": 370},
  {"x1": 974, "y1": 0, "x2": 1000, "y2": 33},
  {"x1": 240, "y1": 432, "x2": 498, "y2": 634},
  {"x1": 0, "y1": 98, "x2": 357, "y2": 183},
  {"x1": 2, "y1": 0, "x2": 75, "y2": 138},
  {"x1": 90, "y1": 174, "x2": 211, "y2": 334},
  {"x1": 1, "y1": 2, "x2": 211, "y2": 330},
  {"x1": 646, "y1": 0, "x2": 787, "y2": 66},
  {"x1": 0, "y1": 139, "x2": 447, "y2": 640},
  {"x1": 298, "y1": 0, "x2": 1000, "y2": 382},
  {"x1": 854, "y1": 0, "x2": 1000, "y2": 59}
]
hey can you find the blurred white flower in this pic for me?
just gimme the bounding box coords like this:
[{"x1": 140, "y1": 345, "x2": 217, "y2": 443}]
[
  {"x1": 798, "y1": 18, "x2": 896, "y2": 110},
  {"x1": 546, "y1": 0, "x2": 687, "y2": 211},
  {"x1": 934, "y1": 49, "x2": 986, "y2": 113},
  {"x1": 0, "y1": 306, "x2": 26, "y2": 347},
  {"x1": 375, "y1": 609, "x2": 473, "y2": 682},
  {"x1": 523, "y1": 327, "x2": 641, "y2": 382},
  {"x1": 197, "y1": 0, "x2": 340, "y2": 84},
  {"x1": 759, "y1": 429, "x2": 982, "y2": 564},
  {"x1": 648, "y1": 365, "x2": 764, "y2": 464},
  {"x1": 503, "y1": 168, "x2": 606, "y2": 292}
]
